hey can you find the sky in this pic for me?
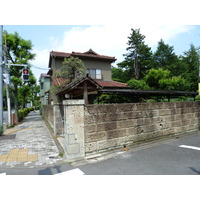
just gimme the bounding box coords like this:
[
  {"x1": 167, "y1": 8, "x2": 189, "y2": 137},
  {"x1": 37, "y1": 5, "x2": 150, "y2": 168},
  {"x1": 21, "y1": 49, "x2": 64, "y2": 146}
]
[{"x1": 3, "y1": 25, "x2": 200, "y2": 83}]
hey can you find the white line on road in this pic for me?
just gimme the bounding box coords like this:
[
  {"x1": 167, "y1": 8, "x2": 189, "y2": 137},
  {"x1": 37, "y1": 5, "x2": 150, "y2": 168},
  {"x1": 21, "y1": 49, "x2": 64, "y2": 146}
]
[
  {"x1": 0, "y1": 173, "x2": 6, "y2": 175},
  {"x1": 54, "y1": 168, "x2": 84, "y2": 175},
  {"x1": 179, "y1": 145, "x2": 200, "y2": 151}
]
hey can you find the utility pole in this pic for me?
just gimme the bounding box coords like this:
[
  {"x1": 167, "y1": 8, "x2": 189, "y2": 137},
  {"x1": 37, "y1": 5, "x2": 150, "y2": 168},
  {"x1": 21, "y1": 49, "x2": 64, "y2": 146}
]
[{"x1": 0, "y1": 25, "x2": 3, "y2": 130}]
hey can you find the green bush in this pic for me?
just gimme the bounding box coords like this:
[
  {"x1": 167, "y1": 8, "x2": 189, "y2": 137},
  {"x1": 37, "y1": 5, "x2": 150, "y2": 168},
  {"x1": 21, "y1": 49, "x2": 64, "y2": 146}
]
[
  {"x1": 195, "y1": 95, "x2": 200, "y2": 101},
  {"x1": 0, "y1": 126, "x2": 3, "y2": 136},
  {"x1": 18, "y1": 107, "x2": 34, "y2": 122},
  {"x1": 127, "y1": 79, "x2": 150, "y2": 90}
]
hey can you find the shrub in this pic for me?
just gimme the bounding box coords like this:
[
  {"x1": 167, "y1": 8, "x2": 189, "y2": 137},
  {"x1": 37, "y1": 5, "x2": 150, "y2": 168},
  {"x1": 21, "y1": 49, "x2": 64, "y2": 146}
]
[
  {"x1": 127, "y1": 79, "x2": 150, "y2": 90},
  {"x1": 0, "y1": 126, "x2": 3, "y2": 136},
  {"x1": 18, "y1": 107, "x2": 34, "y2": 122}
]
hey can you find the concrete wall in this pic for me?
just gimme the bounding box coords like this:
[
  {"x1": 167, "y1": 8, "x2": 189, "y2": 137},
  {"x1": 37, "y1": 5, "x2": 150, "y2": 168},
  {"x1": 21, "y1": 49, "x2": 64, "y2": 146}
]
[{"x1": 84, "y1": 101, "x2": 200, "y2": 155}]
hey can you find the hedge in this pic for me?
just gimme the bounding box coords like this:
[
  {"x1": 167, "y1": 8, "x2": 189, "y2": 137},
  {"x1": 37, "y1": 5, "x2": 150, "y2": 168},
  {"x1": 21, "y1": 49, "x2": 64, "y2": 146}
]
[{"x1": 18, "y1": 107, "x2": 35, "y2": 122}]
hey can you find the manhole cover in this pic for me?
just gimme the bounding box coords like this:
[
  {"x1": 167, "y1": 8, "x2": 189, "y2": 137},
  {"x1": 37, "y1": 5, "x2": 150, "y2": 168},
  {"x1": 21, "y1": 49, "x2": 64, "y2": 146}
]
[{"x1": 0, "y1": 134, "x2": 16, "y2": 141}]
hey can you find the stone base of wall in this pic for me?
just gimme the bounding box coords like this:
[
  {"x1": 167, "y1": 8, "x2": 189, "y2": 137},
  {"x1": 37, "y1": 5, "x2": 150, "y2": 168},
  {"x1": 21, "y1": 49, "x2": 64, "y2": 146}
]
[{"x1": 84, "y1": 102, "x2": 200, "y2": 155}]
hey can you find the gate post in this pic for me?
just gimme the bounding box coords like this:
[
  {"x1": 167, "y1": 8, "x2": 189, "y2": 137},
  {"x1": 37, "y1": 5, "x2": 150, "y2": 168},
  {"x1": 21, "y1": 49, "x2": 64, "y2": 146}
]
[{"x1": 63, "y1": 99, "x2": 85, "y2": 162}]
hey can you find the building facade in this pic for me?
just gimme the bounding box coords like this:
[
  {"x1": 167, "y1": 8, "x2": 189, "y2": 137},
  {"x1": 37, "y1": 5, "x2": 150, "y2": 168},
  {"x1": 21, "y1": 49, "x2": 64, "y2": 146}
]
[{"x1": 39, "y1": 73, "x2": 50, "y2": 105}]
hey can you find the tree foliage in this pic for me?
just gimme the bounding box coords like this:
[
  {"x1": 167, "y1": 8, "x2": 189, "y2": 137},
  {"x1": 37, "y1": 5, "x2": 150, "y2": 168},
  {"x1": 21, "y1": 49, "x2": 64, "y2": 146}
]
[
  {"x1": 57, "y1": 56, "x2": 86, "y2": 82},
  {"x1": 114, "y1": 28, "x2": 200, "y2": 93},
  {"x1": 159, "y1": 76, "x2": 189, "y2": 91},
  {"x1": 118, "y1": 28, "x2": 153, "y2": 80},
  {"x1": 3, "y1": 30, "x2": 37, "y2": 122},
  {"x1": 144, "y1": 68, "x2": 171, "y2": 89},
  {"x1": 127, "y1": 79, "x2": 150, "y2": 90},
  {"x1": 180, "y1": 44, "x2": 200, "y2": 91}
]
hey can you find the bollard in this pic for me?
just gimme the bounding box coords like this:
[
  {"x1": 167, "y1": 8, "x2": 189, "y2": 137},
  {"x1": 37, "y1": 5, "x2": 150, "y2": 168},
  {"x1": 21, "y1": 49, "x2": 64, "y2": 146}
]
[{"x1": 11, "y1": 113, "x2": 15, "y2": 125}]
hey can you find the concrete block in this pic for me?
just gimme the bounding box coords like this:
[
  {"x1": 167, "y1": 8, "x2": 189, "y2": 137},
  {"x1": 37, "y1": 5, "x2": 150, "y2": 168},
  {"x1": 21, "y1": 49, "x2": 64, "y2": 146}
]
[{"x1": 67, "y1": 144, "x2": 80, "y2": 155}]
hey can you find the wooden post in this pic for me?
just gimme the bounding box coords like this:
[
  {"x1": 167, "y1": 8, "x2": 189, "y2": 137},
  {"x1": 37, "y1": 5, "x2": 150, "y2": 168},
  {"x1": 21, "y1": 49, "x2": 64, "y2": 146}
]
[{"x1": 83, "y1": 81, "x2": 88, "y2": 104}]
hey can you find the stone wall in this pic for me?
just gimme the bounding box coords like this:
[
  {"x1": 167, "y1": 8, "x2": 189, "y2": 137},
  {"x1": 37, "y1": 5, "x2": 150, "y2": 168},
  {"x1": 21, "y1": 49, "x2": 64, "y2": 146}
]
[
  {"x1": 42, "y1": 105, "x2": 54, "y2": 128},
  {"x1": 84, "y1": 101, "x2": 200, "y2": 155},
  {"x1": 53, "y1": 103, "x2": 64, "y2": 136}
]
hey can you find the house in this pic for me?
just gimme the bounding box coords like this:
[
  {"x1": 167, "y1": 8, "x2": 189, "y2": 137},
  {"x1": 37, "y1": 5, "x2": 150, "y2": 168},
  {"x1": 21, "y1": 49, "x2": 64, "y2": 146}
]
[
  {"x1": 48, "y1": 48, "x2": 116, "y2": 81},
  {"x1": 39, "y1": 73, "x2": 50, "y2": 105},
  {"x1": 47, "y1": 49, "x2": 129, "y2": 104}
]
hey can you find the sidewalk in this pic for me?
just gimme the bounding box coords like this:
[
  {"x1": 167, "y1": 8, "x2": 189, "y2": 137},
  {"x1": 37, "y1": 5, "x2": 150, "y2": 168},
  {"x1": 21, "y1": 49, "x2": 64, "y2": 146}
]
[{"x1": 0, "y1": 111, "x2": 64, "y2": 168}]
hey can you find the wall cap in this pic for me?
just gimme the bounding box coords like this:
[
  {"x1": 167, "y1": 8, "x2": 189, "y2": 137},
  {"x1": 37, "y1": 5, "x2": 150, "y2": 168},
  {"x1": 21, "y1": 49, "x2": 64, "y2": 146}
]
[{"x1": 63, "y1": 99, "x2": 85, "y2": 105}]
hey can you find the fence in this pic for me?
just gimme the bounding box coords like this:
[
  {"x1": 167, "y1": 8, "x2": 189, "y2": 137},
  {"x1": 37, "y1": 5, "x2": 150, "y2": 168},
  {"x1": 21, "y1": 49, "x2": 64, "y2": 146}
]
[{"x1": 44, "y1": 100, "x2": 200, "y2": 162}]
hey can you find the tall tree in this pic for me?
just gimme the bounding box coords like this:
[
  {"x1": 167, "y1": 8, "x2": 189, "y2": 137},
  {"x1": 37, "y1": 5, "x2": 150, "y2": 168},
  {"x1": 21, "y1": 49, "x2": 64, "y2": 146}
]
[
  {"x1": 180, "y1": 44, "x2": 200, "y2": 91},
  {"x1": 153, "y1": 39, "x2": 181, "y2": 75},
  {"x1": 3, "y1": 31, "x2": 36, "y2": 123},
  {"x1": 118, "y1": 28, "x2": 153, "y2": 80}
]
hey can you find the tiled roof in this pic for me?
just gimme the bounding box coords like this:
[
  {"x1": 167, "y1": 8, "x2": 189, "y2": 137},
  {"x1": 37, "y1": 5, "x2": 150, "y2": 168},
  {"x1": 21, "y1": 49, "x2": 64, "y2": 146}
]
[
  {"x1": 50, "y1": 49, "x2": 116, "y2": 62},
  {"x1": 51, "y1": 77, "x2": 68, "y2": 86},
  {"x1": 52, "y1": 76, "x2": 129, "y2": 88},
  {"x1": 96, "y1": 81, "x2": 129, "y2": 88}
]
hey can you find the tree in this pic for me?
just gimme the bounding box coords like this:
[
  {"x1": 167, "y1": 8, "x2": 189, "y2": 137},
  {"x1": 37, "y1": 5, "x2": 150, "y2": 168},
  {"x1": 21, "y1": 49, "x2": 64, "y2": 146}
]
[
  {"x1": 180, "y1": 44, "x2": 200, "y2": 91},
  {"x1": 127, "y1": 79, "x2": 150, "y2": 90},
  {"x1": 111, "y1": 66, "x2": 129, "y2": 83},
  {"x1": 118, "y1": 28, "x2": 153, "y2": 80},
  {"x1": 144, "y1": 68, "x2": 171, "y2": 89},
  {"x1": 153, "y1": 39, "x2": 181, "y2": 75},
  {"x1": 18, "y1": 70, "x2": 37, "y2": 109},
  {"x1": 57, "y1": 56, "x2": 86, "y2": 82},
  {"x1": 3, "y1": 31, "x2": 36, "y2": 123},
  {"x1": 159, "y1": 76, "x2": 189, "y2": 91},
  {"x1": 143, "y1": 68, "x2": 189, "y2": 91}
]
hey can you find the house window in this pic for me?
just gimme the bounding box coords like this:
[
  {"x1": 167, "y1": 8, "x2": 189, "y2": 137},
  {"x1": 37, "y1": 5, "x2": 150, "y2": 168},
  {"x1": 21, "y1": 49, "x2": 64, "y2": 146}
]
[
  {"x1": 41, "y1": 82, "x2": 44, "y2": 89},
  {"x1": 86, "y1": 69, "x2": 102, "y2": 79}
]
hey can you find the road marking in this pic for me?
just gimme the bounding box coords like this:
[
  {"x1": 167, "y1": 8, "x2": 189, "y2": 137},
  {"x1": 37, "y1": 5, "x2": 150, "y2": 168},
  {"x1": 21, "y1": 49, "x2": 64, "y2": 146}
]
[
  {"x1": 54, "y1": 168, "x2": 84, "y2": 175},
  {"x1": 179, "y1": 145, "x2": 200, "y2": 151},
  {"x1": 0, "y1": 173, "x2": 6, "y2": 175}
]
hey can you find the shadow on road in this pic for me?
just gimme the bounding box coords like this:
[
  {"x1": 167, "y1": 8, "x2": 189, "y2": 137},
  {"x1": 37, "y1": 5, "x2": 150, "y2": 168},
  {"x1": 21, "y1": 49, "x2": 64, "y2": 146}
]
[
  {"x1": 189, "y1": 167, "x2": 200, "y2": 175},
  {"x1": 38, "y1": 165, "x2": 65, "y2": 175}
]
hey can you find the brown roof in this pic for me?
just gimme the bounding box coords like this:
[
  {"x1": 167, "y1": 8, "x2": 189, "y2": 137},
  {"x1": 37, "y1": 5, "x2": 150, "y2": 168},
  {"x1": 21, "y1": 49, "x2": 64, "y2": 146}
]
[
  {"x1": 97, "y1": 80, "x2": 129, "y2": 88},
  {"x1": 50, "y1": 49, "x2": 116, "y2": 62},
  {"x1": 52, "y1": 76, "x2": 129, "y2": 88},
  {"x1": 52, "y1": 77, "x2": 68, "y2": 86},
  {"x1": 56, "y1": 76, "x2": 102, "y2": 96}
]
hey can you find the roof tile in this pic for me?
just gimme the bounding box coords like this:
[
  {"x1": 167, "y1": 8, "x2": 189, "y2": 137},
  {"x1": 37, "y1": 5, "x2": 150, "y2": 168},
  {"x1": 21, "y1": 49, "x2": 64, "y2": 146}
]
[{"x1": 50, "y1": 49, "x2": 116, "y2": 62}]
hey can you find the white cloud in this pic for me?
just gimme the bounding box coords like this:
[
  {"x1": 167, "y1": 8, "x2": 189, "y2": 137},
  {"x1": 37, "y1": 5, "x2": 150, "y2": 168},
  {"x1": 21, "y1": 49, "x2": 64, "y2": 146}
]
[
  {"x1": 30, "y1": 48, "x2": 49, "y2": 81},
  {"x1": 31, "y1": 25, "x2": 194, "y2": 81}
]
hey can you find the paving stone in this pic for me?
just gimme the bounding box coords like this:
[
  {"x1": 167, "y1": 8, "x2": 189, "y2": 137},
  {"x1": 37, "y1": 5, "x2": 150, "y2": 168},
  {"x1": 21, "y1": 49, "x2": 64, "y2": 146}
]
[{"x1": 0, "y1": 111, "x2": 64, "y2": 168}]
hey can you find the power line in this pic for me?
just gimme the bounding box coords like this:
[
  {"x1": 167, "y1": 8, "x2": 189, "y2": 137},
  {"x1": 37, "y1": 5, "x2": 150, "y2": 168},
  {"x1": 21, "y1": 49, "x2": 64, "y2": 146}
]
[{"x1": 30, "y1": 64, "x2": 49, "y2": 70}]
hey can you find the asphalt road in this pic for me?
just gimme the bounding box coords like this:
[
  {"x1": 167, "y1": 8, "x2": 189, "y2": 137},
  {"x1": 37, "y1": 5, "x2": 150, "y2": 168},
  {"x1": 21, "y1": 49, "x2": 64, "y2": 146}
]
[
  {"x1": 1, "y1": 131, "x2": 200, "y2": 175},
  {"x1": 78, "y1": 131, "x2": 200, "y2": 175}
]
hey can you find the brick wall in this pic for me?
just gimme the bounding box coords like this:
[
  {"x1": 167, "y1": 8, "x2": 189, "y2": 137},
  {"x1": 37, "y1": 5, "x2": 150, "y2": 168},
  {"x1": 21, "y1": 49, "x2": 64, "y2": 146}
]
[
  {"x1": 42, "y1": 105, "x2": 54, "y2": 128},
  {"x1": 84, "y1": 101, "x2": 200, "y2": 155}
]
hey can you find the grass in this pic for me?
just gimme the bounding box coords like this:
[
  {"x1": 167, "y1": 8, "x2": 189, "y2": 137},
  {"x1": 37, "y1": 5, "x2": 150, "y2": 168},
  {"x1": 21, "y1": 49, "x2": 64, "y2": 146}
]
[{"x1": 59, "y1": 152, "x2": 64, "y2": 158}]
